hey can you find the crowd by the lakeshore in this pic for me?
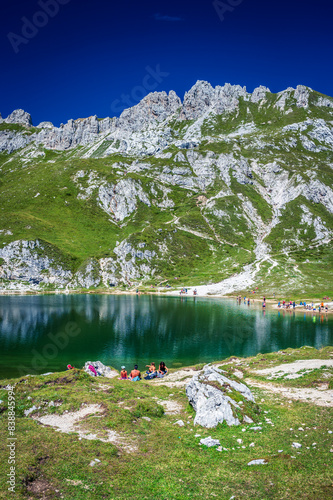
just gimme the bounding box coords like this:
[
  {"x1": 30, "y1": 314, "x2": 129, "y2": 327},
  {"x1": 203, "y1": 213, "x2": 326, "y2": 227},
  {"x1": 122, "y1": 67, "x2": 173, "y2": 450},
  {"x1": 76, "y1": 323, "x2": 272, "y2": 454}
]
[
  {"x1": 236, "y1": 292, "x2": 331, "y2": 314},
  {"x1": 81, "y1": 362, "x2": 169, "y2": 381},
  {"x1": 277, "y1": 299, "x2": 329, "y2": 313},
  {"x1": 135, "y1": 282, "x2": 331, "y2": 314}
]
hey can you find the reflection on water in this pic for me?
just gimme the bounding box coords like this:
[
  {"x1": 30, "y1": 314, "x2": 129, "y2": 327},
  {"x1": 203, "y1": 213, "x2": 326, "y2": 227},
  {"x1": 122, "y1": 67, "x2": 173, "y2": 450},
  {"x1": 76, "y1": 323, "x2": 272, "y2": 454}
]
[{"x1": 0, "y1": 294, "x2": 332, "y2": 378}]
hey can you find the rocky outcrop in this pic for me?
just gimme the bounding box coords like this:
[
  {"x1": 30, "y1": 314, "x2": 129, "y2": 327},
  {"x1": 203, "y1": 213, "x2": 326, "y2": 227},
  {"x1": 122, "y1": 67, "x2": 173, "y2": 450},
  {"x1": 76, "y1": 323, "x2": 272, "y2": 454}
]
[
  {"x1": 34, "y1": 115, "x2": 116, "y2": 150},
  {"x1": 0, "y1": 130, "x2": 33, "y2": 153},
  {"x1": 37, "y1": 121, "x2": 54, "y2": 129},
  {"x1": 0, "y1": 240, "x2": 72, "y2": 286},
  {"x1": 113, "y1": 241, "x2": 156, "y2": 283},
  {"x1": 118, "y1": 90, "x2": 181, "y2": 131},
  {"x1": 98, "y1": 178, "x2": 151, "y2": 221},
  {"x1": 294, "y1": 85, "x2": 309, "y2": 108},
  {"x1": 181, "y1": 81, "x2": 247, "y2": 120},
  {"x1": 251, "y1": 86, "x2": 271, "y2": 103},
  {"x1": 317, "y1": 96, "x2": 333, "y2": 108},
  {"x1": 84, "y1": 361, "x2": 118, "y2": 378},
  {"x1": 70, "y1": 259, "x2": 101, "y2": 289},
  {"x1": 274, "y1": 87, "x2": 294, "y2": 110},
  {"x1": 5, "y1": 109, "x2": 32, "y2": 126},
  {"x1": 186, "y1": 365, "x2": 255, "y2": 428},
  {"x1": 0, "y1": 237, "x2": 159, "y2": 291},
  {"x1": 1, "y1": 82, "x2": 332, "y2": 156}
]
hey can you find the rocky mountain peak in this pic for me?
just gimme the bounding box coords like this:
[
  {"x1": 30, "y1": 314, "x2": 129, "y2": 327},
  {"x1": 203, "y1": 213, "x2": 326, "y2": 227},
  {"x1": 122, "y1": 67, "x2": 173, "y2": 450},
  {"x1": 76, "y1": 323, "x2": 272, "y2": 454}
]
[
  {"x1": 4, "y1": 109, "x2": 32, "y2": 127},
  {"x1": 118, "y1": 90, "x2": 182, "y2": 131},
  {"x1": 294, "y1": 85, "x2": 310, "y2": 108},
  {"x1": 181, "y1": 80, "x2": 215, "y2": 120},
  {"x1": 37, "y1": 121, "x2": 54, "y2": 129},
  {"x1": 251, "y1": 85, "x2": 271, "y2": 103}
]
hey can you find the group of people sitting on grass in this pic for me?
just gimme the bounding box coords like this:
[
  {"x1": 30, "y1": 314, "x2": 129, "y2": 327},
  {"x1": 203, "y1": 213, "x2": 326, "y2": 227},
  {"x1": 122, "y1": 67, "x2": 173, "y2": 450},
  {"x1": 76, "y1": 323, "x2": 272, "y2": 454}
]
[{"x1": 119, "y1": 362, "x2": 169, "y2": 381}]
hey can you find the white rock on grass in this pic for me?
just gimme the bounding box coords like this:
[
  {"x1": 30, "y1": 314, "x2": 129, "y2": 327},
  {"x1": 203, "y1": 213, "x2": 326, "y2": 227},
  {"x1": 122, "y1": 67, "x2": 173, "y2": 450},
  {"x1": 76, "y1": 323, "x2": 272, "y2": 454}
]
[
  {"x1": 247, "y1": 459, "x2": 267, "y2": 466},
  {"x1": 186, "y1": 364, "x2": 255, "y2": 428},
  {"x1": 292, "y1": 442, "x2": 302, "y2": 449},
  {"x1": 173, "y1": 420, "x2": 185, "y2": 427},
  {"x1": 24, "y1": 405, "x2": 40, "y2": 416},
  {"x1": 200, "y1": 436, "x2": 221, "y2": 447},
  {"x1": 89, "y1": 459, "x2": 101, "y2": 467}
]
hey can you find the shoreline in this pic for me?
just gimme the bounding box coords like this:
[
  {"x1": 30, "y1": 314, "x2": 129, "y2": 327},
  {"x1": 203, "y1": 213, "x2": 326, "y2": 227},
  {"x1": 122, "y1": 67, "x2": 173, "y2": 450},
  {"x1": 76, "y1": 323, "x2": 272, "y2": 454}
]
[
  {"x1": 1, "y1": 343, "x2": 333, "y2": 383},
  {"x1": 0, "y1": 287, "x2": 332, "y2": 314}
]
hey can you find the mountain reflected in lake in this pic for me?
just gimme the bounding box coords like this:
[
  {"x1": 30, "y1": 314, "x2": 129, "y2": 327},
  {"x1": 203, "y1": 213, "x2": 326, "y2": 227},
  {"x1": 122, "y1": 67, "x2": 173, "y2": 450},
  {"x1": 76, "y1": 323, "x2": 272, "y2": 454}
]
[{"x1": 0, "y1": 294, "x2": 332, "y2": 378}]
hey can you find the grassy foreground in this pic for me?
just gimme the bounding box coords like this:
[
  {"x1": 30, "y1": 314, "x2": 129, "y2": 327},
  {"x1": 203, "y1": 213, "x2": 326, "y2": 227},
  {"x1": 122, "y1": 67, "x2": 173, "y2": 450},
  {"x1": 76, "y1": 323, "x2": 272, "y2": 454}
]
[{"x1": 0, "y1": 346, "x2": 332, "y2": 499}]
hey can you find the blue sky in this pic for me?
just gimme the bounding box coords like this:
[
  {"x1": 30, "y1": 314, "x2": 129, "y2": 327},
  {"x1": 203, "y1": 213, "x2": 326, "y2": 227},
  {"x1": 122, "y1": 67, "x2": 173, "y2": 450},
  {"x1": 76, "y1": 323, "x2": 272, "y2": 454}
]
[{"x1": 1, "y1": 0, "x2": 332, "y2": 126}]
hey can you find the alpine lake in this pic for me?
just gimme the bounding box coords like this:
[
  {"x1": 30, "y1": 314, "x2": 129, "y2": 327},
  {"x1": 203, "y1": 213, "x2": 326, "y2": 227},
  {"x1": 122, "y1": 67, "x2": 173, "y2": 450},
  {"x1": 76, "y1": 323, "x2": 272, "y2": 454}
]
[{"x1": 1, "y1": 294, "x2": 332, "y2": 379}]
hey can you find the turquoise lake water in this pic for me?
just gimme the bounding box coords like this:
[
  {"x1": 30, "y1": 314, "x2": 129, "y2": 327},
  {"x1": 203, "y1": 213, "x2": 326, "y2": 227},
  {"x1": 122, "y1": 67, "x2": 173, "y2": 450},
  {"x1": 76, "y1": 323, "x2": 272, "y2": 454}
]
[{"x1": 0, "y1": 294, "x2": 332, "y2": 379}]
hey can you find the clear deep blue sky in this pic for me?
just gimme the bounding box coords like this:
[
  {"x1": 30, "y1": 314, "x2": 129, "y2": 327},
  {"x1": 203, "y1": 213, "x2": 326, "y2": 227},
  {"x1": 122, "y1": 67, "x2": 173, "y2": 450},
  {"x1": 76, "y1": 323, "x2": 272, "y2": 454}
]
[{"x1": 1, "y1": 0, "x2": 332, "y2": 126}]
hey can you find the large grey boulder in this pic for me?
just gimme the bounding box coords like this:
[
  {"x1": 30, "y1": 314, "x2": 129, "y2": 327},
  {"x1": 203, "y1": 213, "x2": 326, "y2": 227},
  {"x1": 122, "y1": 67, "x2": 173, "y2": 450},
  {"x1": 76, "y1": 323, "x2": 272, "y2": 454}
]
[
  {"x1": 84, "y1": 361, "x2": 117, "y2": 378},
  {"x1": 186, "y1": 365, "x2": 255, "y2": 428}
]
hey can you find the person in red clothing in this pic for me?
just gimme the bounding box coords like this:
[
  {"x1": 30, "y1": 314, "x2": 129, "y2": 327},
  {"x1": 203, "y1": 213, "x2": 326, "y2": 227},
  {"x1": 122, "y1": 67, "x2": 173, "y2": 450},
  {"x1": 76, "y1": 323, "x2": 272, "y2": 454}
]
[{"x1": 119, "y1": 366, "x2": 128, "y2": 380}]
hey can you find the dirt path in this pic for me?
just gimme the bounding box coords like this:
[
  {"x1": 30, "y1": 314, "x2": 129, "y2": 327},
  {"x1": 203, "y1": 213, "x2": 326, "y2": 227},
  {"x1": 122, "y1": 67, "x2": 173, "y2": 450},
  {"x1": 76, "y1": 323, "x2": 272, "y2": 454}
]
[
  {"x1": 33, "y1": 404, "x2": 137, "y2": 452},
  {"x1": 252, "y1": 359, "x2": 333, "y2": 379},
  {"x1": 247, "y1": 379, "x2": 333, "y2": 407},
  {"x1": 33, "y1": 404, "x2": 103, "y2": 432}
]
